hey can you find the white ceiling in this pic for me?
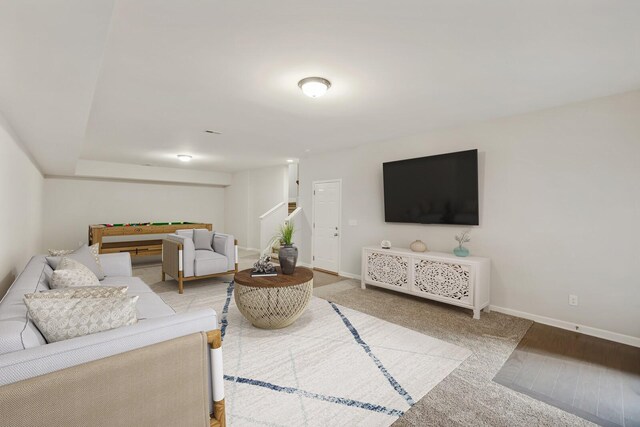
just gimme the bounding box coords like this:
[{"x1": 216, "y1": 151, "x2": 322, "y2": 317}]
[{"x1": 2, "y1": 0, "x2": 640, "y2": 176}]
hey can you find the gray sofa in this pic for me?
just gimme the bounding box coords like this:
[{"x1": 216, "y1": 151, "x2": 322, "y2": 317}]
[
  {"x1": 0, "y1": 252, "x2": 226, "y2": 427},
  {"x1": 163, "y1": 229, "x2": 238, "y2": 294}
]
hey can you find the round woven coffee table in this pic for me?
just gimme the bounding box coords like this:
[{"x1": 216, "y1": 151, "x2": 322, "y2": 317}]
[{"x1": 233, "y1": 267, "x2": 313, "y2": 329}]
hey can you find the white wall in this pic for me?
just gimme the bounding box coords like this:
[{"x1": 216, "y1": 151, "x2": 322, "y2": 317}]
[
  {"x1": 224, "y1": 171, "x2": 250, "y2": 248},
  {"x1": 288, "y1": 163, "x2": 298, "y2": 202},
  {"x1": 0, "y1": 114, "x2": 43, "y2": 298},
  {"x1": 299, "y1": 90, "x2": 640, "y2": 341},
  {"x1": 43, "y1": 178, "x2": 225, "y2": 250},
  {"x1": 224, "y1": 165, "x2": 288, "y2": 250}
]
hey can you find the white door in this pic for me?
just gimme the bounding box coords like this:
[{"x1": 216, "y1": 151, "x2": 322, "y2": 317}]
[{"x1": 313, "y1": 180, "x2": 341, "y2": 273}]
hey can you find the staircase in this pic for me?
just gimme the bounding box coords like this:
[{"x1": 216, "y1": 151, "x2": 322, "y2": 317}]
[{"x1": 288, "y1": 202, "x2": 296, "y2": 214}]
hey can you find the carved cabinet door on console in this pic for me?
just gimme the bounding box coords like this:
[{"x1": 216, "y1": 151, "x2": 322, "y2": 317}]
[
  {"x1": 361, "y1": 246, "x2": 490, "y2": 319},
  {"x1": 364, "y1": 252, "x2": 410, "y2": 290}
]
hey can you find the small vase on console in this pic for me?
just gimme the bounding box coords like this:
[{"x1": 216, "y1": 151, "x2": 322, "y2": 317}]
[
  {"x1": 410, "y1": 240, "x2": 428, "y2": 252},
  {"x1": 453, "y1": 246, "x2": 469, "y2": 257},
  {"x1": 453, "y1": 230, "x2": 471, "y2": 257}
]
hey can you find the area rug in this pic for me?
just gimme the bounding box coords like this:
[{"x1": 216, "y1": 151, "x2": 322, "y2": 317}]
[{"x1": 161, "y1": 280, "x2": 472, "y2": 426}]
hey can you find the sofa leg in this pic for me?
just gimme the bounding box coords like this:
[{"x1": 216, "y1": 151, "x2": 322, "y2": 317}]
[
  {"x1": 208, "y1": 330, "x2": 225, "y2": 427},
  {"x1": 178, "y1": 273, "x2": 184, "y2": 294},
  {"x1": 161, "y1": 271, "x2": 165, "y2": 281},
  {"x1": 211, "y1": 399, "x2": 226, "y2": 427}
]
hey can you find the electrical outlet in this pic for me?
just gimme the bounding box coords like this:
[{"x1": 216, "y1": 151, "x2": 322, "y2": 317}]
[{"x1": 568, "y1": 294, "x2": 578, "y2": 306}]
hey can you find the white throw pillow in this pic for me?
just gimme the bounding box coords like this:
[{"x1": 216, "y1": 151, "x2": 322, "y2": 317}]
[
  {"x1": 25, "y1": 286, "x2": 128, "y2": 299},
  {"x1": 50, "y1": 258, "x2": 100, "y2": 289},
  {"x1": 193, "y1": 229, "x2": 214, "y2": 251},
  {"x1": 24, "y1": 296, "x2": 139, "y2": 343}
]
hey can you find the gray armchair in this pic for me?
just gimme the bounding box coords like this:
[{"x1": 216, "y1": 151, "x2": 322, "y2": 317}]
[{"x1": 162, "y1": 229, "x2": 238, "y2": 293}]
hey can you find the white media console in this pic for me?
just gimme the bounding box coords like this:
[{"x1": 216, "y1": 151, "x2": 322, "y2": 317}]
[{"x1": 361, "y1": 246, "x2": 491, "y2": 319}]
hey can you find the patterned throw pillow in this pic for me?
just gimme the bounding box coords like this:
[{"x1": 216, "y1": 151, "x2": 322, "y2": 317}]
[
  {"x1": 24, "y1": 286, "x2": 128, "y2": 299},
  {"x1": 47, "y1": 248, "x2": 75, "y2": 256},
  {"x1": 24, "y1": 296, "x2": 139, "y2": 343},
  {"x1": 50, "y1": 258, "x2": 100, "y2": 289},
  {"x1": 47, "y1": 244, "x2": 104, "y2": 280}
]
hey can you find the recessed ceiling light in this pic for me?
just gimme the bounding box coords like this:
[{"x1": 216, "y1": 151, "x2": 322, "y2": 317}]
[
  {"x1": 177, "y1": 154, "x2": 192, "y2": 162},
  {"x1": 298, "y1": 77, "x2": 331, "y2": 98},
  {"x1": 204, "y1": 130, "x2": 222, "y2": 134}
]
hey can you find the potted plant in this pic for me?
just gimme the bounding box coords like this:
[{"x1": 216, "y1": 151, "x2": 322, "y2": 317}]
[
  {"x1": 277, "y1": 222, "x2": 298, "y2": 274},
  {"x1": 453, "y1": 230, "x2": 471, "y2": 257}
]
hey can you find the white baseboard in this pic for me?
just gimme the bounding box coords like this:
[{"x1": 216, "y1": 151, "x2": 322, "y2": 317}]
[
  {"x1": 338, "y1": 271, "x2": 361, "y2": 281},
  {"x1": 299, "y1": 263, "x2": 360, "y2": 281},
  {"x1": 490, "y1": 305, "x2": 640, "y2": 348},
  {"x1": 238, "y1": 246, "x2": 260, "y2": 252}
]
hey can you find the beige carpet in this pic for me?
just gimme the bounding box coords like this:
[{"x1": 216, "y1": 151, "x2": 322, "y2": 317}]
[{"x1": 133, "y1": 251, "x2": 592, "y2": 426}]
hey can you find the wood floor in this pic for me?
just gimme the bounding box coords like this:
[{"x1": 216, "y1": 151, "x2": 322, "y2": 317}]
[{"x1": 494, "y1": 323, "x2": 640, "y2": 427}]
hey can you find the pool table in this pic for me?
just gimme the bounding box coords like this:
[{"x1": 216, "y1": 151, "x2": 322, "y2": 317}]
[{"x1": 88, "y1": 222, "x2": 212, "y2": 257}]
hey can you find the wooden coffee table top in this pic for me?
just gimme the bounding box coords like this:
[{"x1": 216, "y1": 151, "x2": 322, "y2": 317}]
[{"x1": 234, "y1": 267, "x2": 313, "y2": 288}]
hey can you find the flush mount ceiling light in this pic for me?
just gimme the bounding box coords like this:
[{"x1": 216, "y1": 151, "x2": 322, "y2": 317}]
[
  {"x1": 298, "y1": 77, "x2": 331, "y2": 98},
  {"x1": 177, "y1": 154, "x2": 192, "y2": 162}
]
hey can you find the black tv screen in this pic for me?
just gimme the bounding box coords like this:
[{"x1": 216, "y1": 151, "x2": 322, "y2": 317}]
[{"x1": 383, "y1": 149, "x2": 479, "y2": 225}]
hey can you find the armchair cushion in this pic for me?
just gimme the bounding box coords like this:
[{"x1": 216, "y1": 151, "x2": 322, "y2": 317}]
[
  {"x1": 194, "y1": 251, "x2": 228, "y2": 276},
  {"x1": 193, "y1": 229, "x2": 214, "y2": 252}
]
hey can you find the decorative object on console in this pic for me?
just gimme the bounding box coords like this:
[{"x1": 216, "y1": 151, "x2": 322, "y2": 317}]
[
  {"x1": 381, "y1": 240, "x2": 392, "y2": 249},
  {"x1": 362, "y1": 246, "x2": 490, "y2": 319},
  {"x1": 277, "y1": 222, "x2": 298, "y2": 275},
  {"x1": 454, "y1": 230, "x2": 471, "y2": 257},
  {"x1": 252, "y1": 255, "x2": 277, "y2": 277},
  {"x1": 410, "y1": 239, "x2": 428, "y2": 252}
]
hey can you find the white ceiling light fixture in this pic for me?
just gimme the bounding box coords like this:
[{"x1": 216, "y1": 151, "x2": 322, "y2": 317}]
[
  {"x1": 298, "y1": 77, "x2": 331, "y2": 98},
  {"x1": 286, "y1": 159, "x2": 294, "y2": 163},
  {"x1": 177, "y1": 154, "x2": 192, "y2": 162}
]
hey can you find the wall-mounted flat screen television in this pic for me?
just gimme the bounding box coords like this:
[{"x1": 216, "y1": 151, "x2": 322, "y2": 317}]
[{"x1": 383, "y1": 149, "x2": 479, "y2": 225}]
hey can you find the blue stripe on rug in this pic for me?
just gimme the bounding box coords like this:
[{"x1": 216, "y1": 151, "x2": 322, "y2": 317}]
[
  {"x1": 224, "y1": 374, "x2": 404, "y2": 417},
  {"x1": 328, "y1": 301, "x2": 416, "y2": 406},
  {"x1": 220, "y1": 280, "x2": 234, "y2": 340}
]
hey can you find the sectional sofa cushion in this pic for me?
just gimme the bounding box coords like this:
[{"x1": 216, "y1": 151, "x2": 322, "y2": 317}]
[
  {"x1": 46, "y1": 244, "x2": 105, "y2": 280},
  {"x1": 0, "y1": 257, "x2": 50, "y2": 354},
  {"x1": 193, "y1": 229, "x2": 214, "y2": 251},
  {"x1": 24, "y1": 296, "x2": 139, "y2": 343},
  {"x1": 50, "y1": 258, "x2": 100, "y2": 289},
  {"x1": 100, "y1": 277, "x2": 175, "y2": 319}
]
